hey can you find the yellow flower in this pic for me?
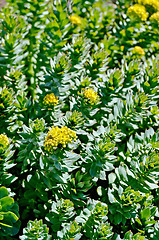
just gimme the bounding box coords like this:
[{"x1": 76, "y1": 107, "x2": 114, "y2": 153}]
[
  {"x1": 43, "y1": 93, "x2": 58, "y2": 107},
  {"x1": 0, "y1": 134, "x2": 9, "y2": 153},
  {"x1": 70, "y1": 15, "x2": 81, "y2": 25},
  {"x1": 137, "y1": 0, "x2": 159, "y2": 12},
  {"x1": 132, "y1": 46, "x2": 145, "y2": 55},
  {"x1": 83, "y1": 88, "x2": 99, "y2": 105},
  {"x1": 44, "y1": 126, "x2": 77, "y2": 152},
  {"x1": 127, "y1": 4, "x2": 148, "y2": 21},
  {"x1": 150, "y1": 11, "x2": 159, "y2": 24}
]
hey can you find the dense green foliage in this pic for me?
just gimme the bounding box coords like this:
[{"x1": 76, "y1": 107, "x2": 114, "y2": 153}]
[{"x1": 0, "y1": 0, "x2": 159, "y2": 239}]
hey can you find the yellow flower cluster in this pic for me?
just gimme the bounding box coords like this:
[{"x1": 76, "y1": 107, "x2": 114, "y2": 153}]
[
  {"x1": 132, "y1": 46, "x2": 145, "y2": 55},
  {"x1": 137, "y1": 0, "x2": 159, "y2": 12},
  {"x1": 150, "y1": 11, "x2": 159, "y2": 24},
  {"x1": 44, "y1": 126, "x2": 77, "y2": 152},
  {"x1": 43, "y1": 93, "x2": 58, "y2": 107},
  {"x1": 0, "y1": 134, "x2": 9, "y2": 153},
  {"x1": 83, "y1": 88, "x2": 99, "y2": 105},
  {"x1": 127, "y1": 4, "x2": 148, "y2": 21},
  {"x1": 70, "y1": 15, "x2": 81, "y2": 25}
]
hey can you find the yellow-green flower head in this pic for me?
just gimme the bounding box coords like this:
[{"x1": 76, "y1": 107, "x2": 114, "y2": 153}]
[
  {"x1": 132, "y1": 46, "x2": 145, "y2": 55},
  {"x1": 70, "y1": 15, "x2": 81, "y2": 25},
  {"x1": 137, "y1": 0, "x2": 159, "y2": 12},
  {"x1": 62, "y1": 199, "x2": 74, "y2": 210},
  {"x1": 93, "y1": 202, "x2": 108, "y2": 217},
  {"x1": 0, "y1": 134, "x2": 9, "y2": 153},
  {"x1": 43, "y1": 93, "x2": 58, "y2": 107},
  {"x1": 150, "y1": 11, "x2": 159, "y2": 24},
  {"x1": 44, "y1": 126, "x2": 77, "y2": 152},
  {"x1": 69, "y1": 221, "x2": 81, "y2": 234},
  {"x1": 98, "y1": 223, "x2": 113, "y2": 238},
  {"x1": 83, "y1": 88, "x2": 99, "y2": 105},
  {"x1": 127, "y1": 4, "x2": 148, "y2": 21},
  {"x1": 68, "y1": 110, "x2": 84, "y2": 128},
  {"x1": 0, "y1": 88, "x2": 12, "y2": 110},
  {"x1": 32, "y1": 119, "x2": 45, "y2": 132}
]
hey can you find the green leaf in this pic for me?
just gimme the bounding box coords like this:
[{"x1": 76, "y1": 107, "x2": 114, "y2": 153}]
[
  {"x1": 90, "y1": 164, "x2": 98, "y2": 177},
  {"x1": 0, "y1": 197, "x2": 14, "y2": 211},
  {"x1": 3, "y1": 211, "x2": 19, "y2": 223},
  {"x1": 0, "y1": 222, "x2": 12, "y2": 228},
  {"x1": 0, "y1": 187, "x2": 8, "y2": 199},
  {"x1": 115, "y1": 213, "x2": 122, "y2": 224},
  {"x1": 108, "y1": 173, "x2": 116, "y2": 184},
  {"x1": 141, "y1": 208, "x2": 151, "y2": 221}
]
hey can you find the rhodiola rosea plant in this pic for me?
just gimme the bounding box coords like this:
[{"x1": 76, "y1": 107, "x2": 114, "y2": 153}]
[{"x1": 0, "y1": 0, "x2": 159, "y2": 239}]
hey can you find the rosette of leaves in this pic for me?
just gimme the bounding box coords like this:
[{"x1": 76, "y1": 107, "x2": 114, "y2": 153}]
[
  {"x1": 7, "y1": 0, "x2": 49, "y2": 100},
  {"x1": 107, "y1": 184, "x2": 158, "y2": 237},
  {"x1": 123, "y1": 230, "x2": 147, "y2": 240},
  {"x1": 87, "y1": 48, "x2": 109, "y2": 80},
  {"x1": 4, "y1": 69, "x2": 27, "y2": 94},
  {"x1": 130, "y1": 192, "x2": 159, "y2": 238},
  {"x1": 110, "y1": 91, "x2": 155, "y2": 138},
  {"x1": 13, "y1": 90, "x2": 36, "y2": 129},
  {"x1": 46, "y1": 199, "x2": 75, "y2": 236},
  {"x1": 57, "y1": 221, "x2": 81, "y2": 240},
  {"x1": 38, "y1": 0, "x2": 72, "y2": 61},
  {"x1": 38, "y1": 52, "x2": 70, "y2": 109},
  {"x1": 120, "y1": 128, "x2": 159, "y2": 191},
  {"x1": 0, "y1": 87, "x2": 16, "y2": 135},
  {"x1": 18, "y1": 170, "x2": 52, "y2": 222},
  {"x1": 0, "y1": 7, "x2": 26, "y2": 85},
  {"x1": 16, "y1": 119, "x2": 45, "y2": 171},
  {"x1": 64, "y1": 35, "x2": 93, "y2": 71},
  {"x1": 67, "y1": 36, "x2": 88, "y2": 67},
  {"x1": 30, "y1": 118, "x2": 45, "y2": 135},
  {"x1": 96, "y1": 222, "x2": 113, "y2": 240},
  {"x1": 61, "y1": 110, "x2": 85, "y2": 130},
  {"x1": 0, "y1": 186, "x2": 20, "y2": 237},
  {"x1": 81, "y1": 125, "x2": 117, "y2": 178},
  {"x1": 0, "y1": 5, "x2": 27, "y2": 96},
  {"x1": 75, "y1": 199, "x2": 113, "y2": 239},
  {"x1": 82, "y1": 1, "x2": 114, "y2": 44},
  {"x1": 98, "y1": 67, "x2": 124, "y2": 107},
  {"x1": 14, "y1": 119, "x2": 50, "y2": 220},
  {"x1": 0, "y1": 87, "x2": 12, "y2": 111},
  {"x1": 141, "y1": 58, "x2": 159, "y2": 95},
  {"x1": 83, "y1": 201, "x2": 109, "y2": 238},
  {"x1": 63, "y1": 171, "x2": 92, "y2": 207},
  {"x1": 37, "y1": 0, "x2": 84, "y2": 86},
  {"x1": 150, "y1": 106, "x2": 159, "y2": 125},
  {"x1": 0, "y1": 136, "x2": 17, "y2": 186},
  {"x1": 108, "y1": 186, "x2": 144, "y2": 225},
  {"x1": 119, "y1": 58, "x2": 159, "y2": 97},
  {"x1": 137, "y1": 195, "x2": 158, "y2": 237},
  {"x1": 19, "y1": 219, "x2": 51, "y2": 240}
]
